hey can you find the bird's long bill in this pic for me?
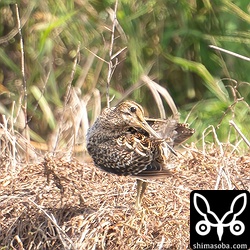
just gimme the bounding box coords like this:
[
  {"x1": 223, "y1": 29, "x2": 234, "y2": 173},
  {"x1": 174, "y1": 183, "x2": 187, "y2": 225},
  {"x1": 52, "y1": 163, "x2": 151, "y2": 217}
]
[
  {"x1": 140, "y1": 119, "x2": 177, "y2": 156},
  {"x1": 140, "y1": 120, "x2": 161, "y2": 139}
]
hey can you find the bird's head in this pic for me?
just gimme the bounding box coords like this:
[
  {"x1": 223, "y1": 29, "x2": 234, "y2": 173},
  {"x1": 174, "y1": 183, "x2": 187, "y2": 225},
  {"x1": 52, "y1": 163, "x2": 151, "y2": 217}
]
[{"x1": 115, "y1": 101, "x2": 160, "y2": 138}]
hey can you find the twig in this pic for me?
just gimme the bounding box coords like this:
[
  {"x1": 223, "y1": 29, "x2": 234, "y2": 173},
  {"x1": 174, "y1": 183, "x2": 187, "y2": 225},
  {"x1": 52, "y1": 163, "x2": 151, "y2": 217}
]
[
  {"x1": 75, "y1": 48, "x2": 99, "y2": 89},
  {"x1": 111, "y1": 46, "x2": 127, "y2": 60},
  {"x1": 158, "y1": 236, "x2": 165, "y2": 250},
  {"x1": 65, "y1": 42, "x2": 81, "y2": 107},
  {"x1": 15, "y1": 4, "x2": 27, "y2": 119},
  {"x1": 202, "y1": 125, "x2": 224, "y2": 156},
  {"x1": 214, "y1": 166, "x2": 223, "y2": 190},
  {"x1": 84, "y1": 46, "x2": 109, "y2": 64},
  {"x1": 28, "y1": 198, "x2": 75, "y2": 250},
  {"x1": 27, "y1": 69, "x2": 51, "y2": 124},
  {"x1": 229, "y1": 120, "x2": 250, "y2": 148},
  {"x1": 15, "y1": 4, "x2": 29, "y2": 162},
  {"x1": 209, "y1": 45, "x2": 250, "y2": 62},
  {"x1": 11, "y1": 235, "x2": 24, "y2": 250},
  {"x1": 216, "y1": 98, "x2": 242, "y2": 129},
  {"x1": 106, "y1": 0, "x2": 119, "y2": 108},
  {"x1": 53, "y1": 42, "x2": 81, "y2": 153}
]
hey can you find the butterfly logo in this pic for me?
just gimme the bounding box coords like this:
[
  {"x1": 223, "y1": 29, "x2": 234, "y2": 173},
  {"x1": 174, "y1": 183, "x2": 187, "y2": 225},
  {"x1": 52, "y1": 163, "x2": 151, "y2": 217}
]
[{"x1": 193, "y1": 193, "x2": 247, "y2": 241}]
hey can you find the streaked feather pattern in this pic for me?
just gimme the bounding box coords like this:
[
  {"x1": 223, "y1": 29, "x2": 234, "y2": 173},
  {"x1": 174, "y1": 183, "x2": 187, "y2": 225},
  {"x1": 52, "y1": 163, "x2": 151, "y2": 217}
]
[{"x1": 86, "y1": 101, "x2": 194, "y2": 177}]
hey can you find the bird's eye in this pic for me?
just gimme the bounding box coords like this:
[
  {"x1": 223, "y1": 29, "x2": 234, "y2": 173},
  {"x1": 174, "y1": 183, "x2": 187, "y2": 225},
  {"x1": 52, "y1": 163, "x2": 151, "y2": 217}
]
[{"x1": 130, "y1": 106, "x2": 137, "y2": 113}]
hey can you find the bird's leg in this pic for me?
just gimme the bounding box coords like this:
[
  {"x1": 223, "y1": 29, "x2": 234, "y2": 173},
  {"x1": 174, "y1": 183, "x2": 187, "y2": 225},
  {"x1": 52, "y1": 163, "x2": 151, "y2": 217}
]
[{"x1": 136, "y1": 179, "x2": 148, "y2": 208}]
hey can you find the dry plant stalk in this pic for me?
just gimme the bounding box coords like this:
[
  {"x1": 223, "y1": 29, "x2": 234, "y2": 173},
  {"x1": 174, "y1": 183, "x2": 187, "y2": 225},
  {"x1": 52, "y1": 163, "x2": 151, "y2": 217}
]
[
  {"x1": 209, "y1": 45, "x2": 250, "y2": 62},
  {"x1": 141, "y1": 74, "x2": 179, "y2": 119},
  {"x1": 84, "y1": 1, "x2": 127, "y2": 109},
  {"x1": 106, "y1": 0, "x2": 118, "y2": 108},
  {"x1": 1, "y1": 148, "x2": 249, "y2": 249},
  {"x1": 229, "y1": 120, "x2": 250, "y2": 148},
  {"x1": 15, "y1": 4, "x2": 30, "y2": 162},
  {"x1": 52, "y1": 43, "x2": 81, "y2": 154},
  {"x1": 106, "y1": 0, "x2": 127, "y2": 108}
]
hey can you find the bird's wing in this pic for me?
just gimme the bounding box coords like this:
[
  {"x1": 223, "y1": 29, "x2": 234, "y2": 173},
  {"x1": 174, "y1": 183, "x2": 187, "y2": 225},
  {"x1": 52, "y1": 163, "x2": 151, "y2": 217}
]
[
  {"x1": 173, "y1": 123, "x2": 195, "y2": 145},
  {"x1": 146, "y1": 118, "x2": 194, "y2": 146},
  {"x1": 146, "y1": 117, "x2": 178, "y2": 139}
]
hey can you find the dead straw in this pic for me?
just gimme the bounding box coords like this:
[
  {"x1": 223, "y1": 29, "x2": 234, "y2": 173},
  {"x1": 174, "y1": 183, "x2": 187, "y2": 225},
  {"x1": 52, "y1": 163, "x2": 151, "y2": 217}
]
[{"x1": 0, "y1": 143, "x2": 249, "y2": 249}]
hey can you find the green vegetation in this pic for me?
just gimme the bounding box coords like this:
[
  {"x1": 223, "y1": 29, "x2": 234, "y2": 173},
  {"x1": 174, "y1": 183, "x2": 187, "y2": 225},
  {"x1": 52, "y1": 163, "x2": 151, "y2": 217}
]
[
  {"x1": 0, "y1": 0, "x2": 249, "y2": 152},
  {"x1": 0, "y1": 2, "x2": 249, "y2": 249}
]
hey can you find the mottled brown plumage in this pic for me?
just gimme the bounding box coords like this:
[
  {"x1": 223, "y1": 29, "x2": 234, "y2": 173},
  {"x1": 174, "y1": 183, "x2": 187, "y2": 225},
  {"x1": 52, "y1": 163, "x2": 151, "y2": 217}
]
[{"x1": 86, "y1": 101, "x2": 194, "y2": 207}]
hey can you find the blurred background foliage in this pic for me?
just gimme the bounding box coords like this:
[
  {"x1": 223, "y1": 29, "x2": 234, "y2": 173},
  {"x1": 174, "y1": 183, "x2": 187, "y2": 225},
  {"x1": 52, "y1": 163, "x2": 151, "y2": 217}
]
[{"x1": 0, "y1": 0, "x2": 249, "y2": 152}]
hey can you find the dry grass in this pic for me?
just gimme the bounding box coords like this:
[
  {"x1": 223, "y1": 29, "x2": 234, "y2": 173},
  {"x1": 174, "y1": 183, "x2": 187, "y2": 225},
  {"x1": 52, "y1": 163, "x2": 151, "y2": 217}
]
[
  {"x1": 1, "y1": 3, "x2": 249, "y2": 249},
  {"x1": 0, "y1": 130, "x2": 249, "y2": 250},
  {"x1": 1, "y1": 88, "x2": 249, "y2": 249}
]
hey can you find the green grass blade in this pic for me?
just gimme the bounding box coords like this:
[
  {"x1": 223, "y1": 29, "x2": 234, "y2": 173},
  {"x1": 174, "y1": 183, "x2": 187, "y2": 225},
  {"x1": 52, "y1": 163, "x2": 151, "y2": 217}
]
[
  {"x1": 0, "y1": 48, "x2": 21, "y2": 74},
  {"x1": 164, "y1": 53, "x2": 229, "y2": 103},
  {"x1": 30, "y1": 85, "x2": 56, "y2": 130}
]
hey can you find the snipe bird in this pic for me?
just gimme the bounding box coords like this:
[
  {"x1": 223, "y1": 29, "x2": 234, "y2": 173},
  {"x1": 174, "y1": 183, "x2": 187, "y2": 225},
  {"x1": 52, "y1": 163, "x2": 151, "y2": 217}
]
[{"x1": 86, "y1": 101, "x2": 194, "y2": 207}]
